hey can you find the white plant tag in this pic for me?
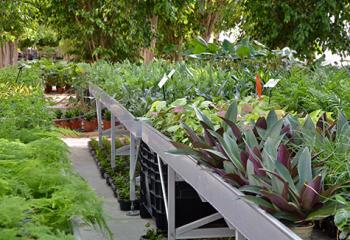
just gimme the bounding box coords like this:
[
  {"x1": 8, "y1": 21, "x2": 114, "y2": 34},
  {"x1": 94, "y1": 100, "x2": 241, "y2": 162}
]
[
  {"x1": 264, "y1": 78, "x2": 280, "y2": 88},
  {"x1": 158, "y1": 69, "x2": 175, "y2": 88}
]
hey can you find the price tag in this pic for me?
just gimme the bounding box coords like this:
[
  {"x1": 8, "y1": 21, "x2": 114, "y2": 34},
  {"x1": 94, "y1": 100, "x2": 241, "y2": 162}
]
[{"x1": 158, "y1": 69, "x2": 175, "y2": 88}]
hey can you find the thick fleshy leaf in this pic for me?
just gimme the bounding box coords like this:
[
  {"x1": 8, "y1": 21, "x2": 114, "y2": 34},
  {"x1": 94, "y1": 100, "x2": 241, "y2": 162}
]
[
  {"x1": 220, "y1": 117, "x2": 243, "y2": 143},
  {"x1": 198, "y1": 149, "x2": 222, "y2": 167},
  {"x1": 224, "y1": 173, "x2": 248, "y2": 186},
  {"x1": 277, "y1": 144, "x2": 291, "y2": 170},
  {"x1": 248, "y1": 146, "x2": 265, "y2": 176},
  {"x1": 300, "y1": 175, "x2": 322, "y2": 210},
  {"x1": 169, "y1": 142, "x2": 200, "y2": 156},
  {"x1": 240, "y1": 151, "x2": 249, "y2": 170},
  {"x1": 297, "y1": 147, "x2": 312, "y2": 190},
  {"x1": 194, "y1": 107, "x2": 214, "y2": 130},
  {"x1": 275, "y1": 161, "x2": 298, "y2": 195},
  {"x1": 224, "y1": 101, "x2": 238, "y2": 123},
  {"x1": 266, "y1": 119, "x2": 284, "y2": 139},
  {"x1": 244, "y1": 195, "x2": 275, "y2": 213},
  {"x1": 255, "y1": 117, "x2": 268, "y2": 129},
  {"x1": 267, "y1": 110, "x2": 278, "y2": 128},
  {"x1": 306, "y1": 201, "x2": 340, "y2": 221},
  {"x1": 181, "y1": 122, "x2": 207, "y2": 148},
  {"x1": 203, "y1": 127, "x2": 216, "y2": 146},
  {"x1": 254, "y1": 117, "x2": 267, "y2": 138},
  {"x1": 261, "y1": 191, "x2": 304, "y2": 218},
  {"x1": 208, "y1": 130, "x2": 244, "y2": 171},
  {"x1": 244, "y1": 129, "x2": 259, "y2": 149}
]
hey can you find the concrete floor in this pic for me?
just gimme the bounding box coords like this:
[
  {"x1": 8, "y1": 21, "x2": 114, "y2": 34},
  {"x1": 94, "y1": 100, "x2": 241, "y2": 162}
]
[{"x1": 64, "y1": 138, "x2": 151, "y2": 240}]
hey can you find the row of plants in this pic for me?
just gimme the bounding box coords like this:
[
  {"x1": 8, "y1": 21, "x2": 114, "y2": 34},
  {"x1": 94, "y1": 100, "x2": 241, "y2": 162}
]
[
  {"x1": 53, "y1": 108, "x2": 112, "y2": 132},
  {"x1": 86, "y1": 39, "x2": 350, "y2": 121},
  {"x1": 0, "y1": 67, "x2": 111, "y2": 238},
  {"x1": 86, "y1": 41, "x2": 350, "y2": 239},
  {"x1": 88, "y1": 137, "x2": 141, "y2": 211},
  {"x1": 169, "y1": 102, "x2": 350, "y2": 239}
]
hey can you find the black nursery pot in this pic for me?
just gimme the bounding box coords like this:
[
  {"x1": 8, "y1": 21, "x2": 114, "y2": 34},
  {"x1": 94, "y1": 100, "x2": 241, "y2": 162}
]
[
  {"x1": 118, "y1": 199, "x2": 131, "y2": 211},
  {"x1": 139, "y1": 236, "x2": 149, "y2": 240},
  {"x1": 106, "y1": 175, "x2": 112, "y2": 186}
]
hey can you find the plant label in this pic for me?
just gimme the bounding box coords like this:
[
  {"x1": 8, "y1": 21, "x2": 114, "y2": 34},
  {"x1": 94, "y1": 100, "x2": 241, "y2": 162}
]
[
  {"x1": 158, "y1": 69, "x2": 175, "y2": 88},
  {"x1": 264, "y1": 78, "x2": 280, "y2": 88}
]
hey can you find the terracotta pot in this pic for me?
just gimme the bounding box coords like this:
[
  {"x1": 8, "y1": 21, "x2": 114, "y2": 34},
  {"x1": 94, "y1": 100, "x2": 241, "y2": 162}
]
[
  {"x1": 44, "y1": 84, "x2": 52, "y2": 93},
  {"x1": 103, "y1": 119, "x2": 111, "y2": 130},
  {"x1": 53, "y1": 119, "x2": 70, "y2": 128},
  {"x1": 83, "y1": 119, "x2": 96, "y2": 132},
  {"x1": 56, "y1": 87, "x2": 65, "y2": 93},
  {"x1": 289, "y1": 223, "x2": 314, "y2": 240},
  {"x1": 92, "y1": 118, "x2": 98, "y2": 129},
  {"x1": 69, "y1": 118, "x2": 82, "y2": 130}
]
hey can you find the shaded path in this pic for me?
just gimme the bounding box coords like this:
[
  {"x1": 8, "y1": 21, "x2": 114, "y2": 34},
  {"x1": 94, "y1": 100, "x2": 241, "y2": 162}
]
[{"x1": 63, "y1": 138, "x2": 151, "y2": 240}]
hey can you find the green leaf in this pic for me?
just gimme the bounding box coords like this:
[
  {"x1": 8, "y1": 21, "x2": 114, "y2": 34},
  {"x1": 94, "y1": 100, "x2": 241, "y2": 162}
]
[
  {"x1": 306, "y1": 201, "x2": 340, "y2": 221},
  {"x1": 169, "y1": 98, "x2": 187, "y2": 107},
  {"x1": 297, "y1": 147, "x2": 312, "y2": 189},
  {"x1": 267, "y1": 110, "x2": 278, "y2": 128},
  {"x1": 244, "y1": 129, "x2": 259, "y2": 149},
  {"x1": 244, "y1": 195, "x2": 274, "y2": 210},
  {"x1": 194, "y1": 107, "x2": 214, "y2": 130},
  {"x1": 224, "y1": 101, "x2": 238, "y2": 123},
  {"x1": 275, "y1": 161, "x2": 298, "y2": 194}
]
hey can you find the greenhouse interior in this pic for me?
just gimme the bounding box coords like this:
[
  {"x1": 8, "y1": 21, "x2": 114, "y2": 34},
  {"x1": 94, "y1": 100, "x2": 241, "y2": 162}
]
[{"x1": 1, "y1": 1, "x2": 350, "y2": 240}]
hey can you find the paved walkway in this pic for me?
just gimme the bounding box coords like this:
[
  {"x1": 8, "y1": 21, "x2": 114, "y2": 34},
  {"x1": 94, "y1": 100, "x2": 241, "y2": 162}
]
[{"x1": 63, "y1": 138, "x2": 151, "y2": 240}]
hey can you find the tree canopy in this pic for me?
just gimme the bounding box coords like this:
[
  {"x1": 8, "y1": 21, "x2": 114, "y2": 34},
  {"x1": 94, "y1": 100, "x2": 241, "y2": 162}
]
[
  {"x1": 241, "y1": 0, "x2": 350, "y2": 60},
  {"x1": 2, "y1": 0, "x2": 350, "y2": 61}
]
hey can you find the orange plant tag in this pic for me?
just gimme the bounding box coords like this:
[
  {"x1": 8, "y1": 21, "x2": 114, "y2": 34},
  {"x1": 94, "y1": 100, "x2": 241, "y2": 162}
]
[{"x1": 255, "y1": 74, "x2": 263, "y2": 100}]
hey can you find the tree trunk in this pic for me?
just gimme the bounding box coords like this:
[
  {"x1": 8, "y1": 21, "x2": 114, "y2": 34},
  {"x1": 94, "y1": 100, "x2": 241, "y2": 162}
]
[
  {"x1": 0, "y1": 41, "x2": 17, "y2": 68},
  {"x1": 143, "y1": 15, "x2": 158, "y2": 64}
]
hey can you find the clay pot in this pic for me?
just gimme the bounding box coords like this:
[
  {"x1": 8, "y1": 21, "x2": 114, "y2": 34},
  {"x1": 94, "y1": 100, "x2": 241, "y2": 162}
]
[
  {"x1": 83, "y1": 119, "x2": 97, "y2": 132},
  {"x1": 289, "y1": 223, "x2": 314, "y2": 240},
  {"x1": 53, "y1": 119, "x2": 70, "y2": 128},
  {"x1": 103, "y1": 120, "x2": 111, "y2": 130},
  {"x1": 56, "y1": 86, "x2": 65, "y2": 93},
  {"x1": 44, "y1": 84, "x2": 52, "y2": 93},
  {"x1": 69, "y1": 118, "x2": 82, "y2": 130}
]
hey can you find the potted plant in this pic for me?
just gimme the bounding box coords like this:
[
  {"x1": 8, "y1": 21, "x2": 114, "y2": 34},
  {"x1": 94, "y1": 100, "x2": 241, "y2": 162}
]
[
  {"x1": 140, "y1": 223, "x2": 164, "y2": 240},
  {"x1": 171, "y1": 104, "x2": 346, "y2": 239},
  {"x1": 103, "y1": 110, "x2": 112, "y2": 130},
  {"x1": 114, "y1": 175, "x2": 131, "y2": 211},
  {"x1": 83, "y1": 111, "x2": 97, "y2": 132},
  {"x1": 53, "y1": 109, "x2": 63, "y2": 127},
  {"x1": 53, "y1": 109, "x2": 70, "y2": 128}
]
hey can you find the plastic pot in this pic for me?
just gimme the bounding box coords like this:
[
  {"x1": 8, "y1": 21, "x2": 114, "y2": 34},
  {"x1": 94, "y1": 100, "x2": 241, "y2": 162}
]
[
  {"x1": 118, "y1": 199, "x2": 131, "y2": 211},
  {"x1": 289, "y1": 223, "x2": 314, "y2": 240}
]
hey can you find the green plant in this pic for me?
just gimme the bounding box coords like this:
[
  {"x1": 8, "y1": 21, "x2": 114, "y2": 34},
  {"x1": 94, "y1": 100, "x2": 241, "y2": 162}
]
[
  {"x1": 103, "y1": 110, "x2": 111, "y2": 120},
  {"x1": 64, "y1": 110, "x2": 74, "y2": 119},
  {"x1": 114, "y1": 175, "x2": 129, "y2": 200},
  {"x1": 171, "y1": 102, "x2": 348, "y2": 225},
  {"x1": 143, "y1": 223, "x2": 164, "y2": 240},
  {"x1": 55, "y1": 109, "x2": 63, "y2": 119},
  {"x1": 83, "y1": 111, "x2": 96, "y2": 121}
]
